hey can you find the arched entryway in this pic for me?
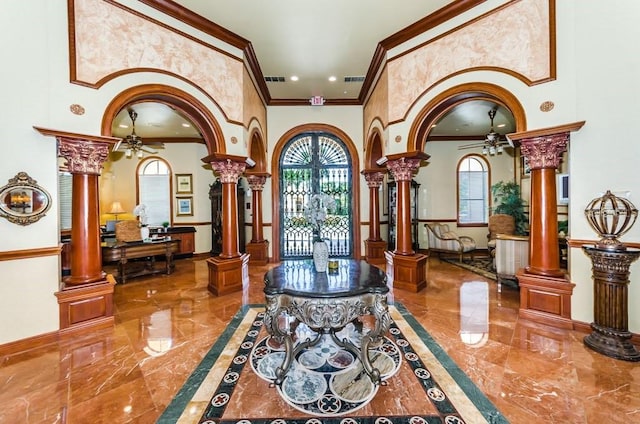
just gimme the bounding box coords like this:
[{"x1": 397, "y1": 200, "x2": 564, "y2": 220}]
[
  {"x1": 279, "y1": 132, "x2": 353, "y2": 258},
  {"x1": 101, "y1": 84, "x2": 225, "y2": 155},
  {"x1": 271, "y1": 124, "x2": 361, "y2": 262},
  {"x1": 408, "y1": 82, "x2": 527, "y2": 152}
]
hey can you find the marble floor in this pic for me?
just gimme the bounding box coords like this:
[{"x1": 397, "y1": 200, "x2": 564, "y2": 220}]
[{"x1": 0, "y1": 256, "x2": 638, "y2": 423}]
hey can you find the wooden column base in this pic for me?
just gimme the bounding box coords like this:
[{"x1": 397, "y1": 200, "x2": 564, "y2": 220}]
[
  {"x1": 517, "y1": 269, "x2": 575, "y2": 329},
  {"x1": 365, "y1": 240, "x2": 388, "y2": 265},
  {"x1": 384, "y1": 251, "x2": 428, "y2": 292},
  {"x1": 584, "y1": 325, "x2": 640, "y2": 361},
  {"x1": 55, "y1": 275, "x2": 116, "y2": 336},
  {"x1": 245, "y1": 240, "x2": 269, "y2": 265},
  {"x1": 207, "y1": 253, "x2": 250, "y2": 296}
]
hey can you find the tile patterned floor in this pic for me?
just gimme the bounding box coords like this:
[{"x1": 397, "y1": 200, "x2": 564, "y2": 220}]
[{"x1": 0, "y1": 256, "x2": 638, "y2": 423}]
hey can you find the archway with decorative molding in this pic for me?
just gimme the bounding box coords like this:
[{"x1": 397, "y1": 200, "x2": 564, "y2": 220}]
[
  {"x1": 271, "y1": 123, "x2": 361, "y2": 262},
  {"x1": 101, "y1": 84, "x2": 226, "y2": 155},
  {"x1": 247, "y1": 127, "x2": 267, "y2": 172},
  {"x1": 363, "y1": 127, "x2": 386, "y2": 170},
  {"x1": 407, "y1": 82, "x2": 527, "y2": 152}
]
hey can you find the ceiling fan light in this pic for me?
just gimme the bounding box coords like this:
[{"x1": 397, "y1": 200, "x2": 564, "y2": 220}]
[
  {"x1": 497, "y1": 145, "x2": 504, "y2": 154},
  {"x1": 125, "y1": 148, "x2": 132, "y2": 158},
  {"x1": 482, "y1": 147, "x2": 488, "y2": 155},
  {"x1": 137, "y1": 150, "x2": 144, "y2": 159},
  {"x1": 489, "y1": 146, "x2": 496, "y2": 155}
]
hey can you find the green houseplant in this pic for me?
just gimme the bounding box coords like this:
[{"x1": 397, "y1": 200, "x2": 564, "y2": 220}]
[{"x1": 491, "y1": 180, "x2": 528, "y2": 235}]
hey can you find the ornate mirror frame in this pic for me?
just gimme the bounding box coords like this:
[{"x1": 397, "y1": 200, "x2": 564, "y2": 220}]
[{"x1": 0, "y1": 172, "x2": 52, "y2": 226}]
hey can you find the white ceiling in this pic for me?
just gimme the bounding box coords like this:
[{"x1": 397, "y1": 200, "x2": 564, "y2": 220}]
[{"x1": 112, "y1": 1, "x2": 514, "y2": 142}]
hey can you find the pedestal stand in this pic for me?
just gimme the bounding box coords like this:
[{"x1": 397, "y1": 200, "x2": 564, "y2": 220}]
[{"x1": 582, "y1": 246, "x2": 640, "y2": 361}]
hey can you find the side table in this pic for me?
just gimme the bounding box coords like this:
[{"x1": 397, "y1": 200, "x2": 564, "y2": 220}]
[{"x1": 263, "y1": 259, "x2": 391, "y2": 385}]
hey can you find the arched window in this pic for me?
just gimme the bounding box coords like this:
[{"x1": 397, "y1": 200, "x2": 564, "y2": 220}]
[
  {"x1": 137, "y1": 158, "x2": 171, "y2": 226},
  {"x1": 457, "y1": 155, "x2": 489, "y2": 225}
]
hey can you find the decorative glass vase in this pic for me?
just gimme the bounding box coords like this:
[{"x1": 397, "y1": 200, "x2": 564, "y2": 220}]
[
  {"x1": 313, "y1": 240, "x2": 329, "y2": 272},
  {"x1": 140, "y1": 225, "x2": 150, "y2": 241}
]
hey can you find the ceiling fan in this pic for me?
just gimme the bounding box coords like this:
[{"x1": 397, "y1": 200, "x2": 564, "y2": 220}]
[
  {"x1": 458, "y1": 107, "x2": 512, "y2": 155},
  {"x1": 113, "y1": 108, "x2": 164, "y2": 158}
]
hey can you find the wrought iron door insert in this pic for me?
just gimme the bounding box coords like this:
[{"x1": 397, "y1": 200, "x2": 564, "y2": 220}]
[{"x1": 280, "y1": 132, "x2": 352, "y2": 258}]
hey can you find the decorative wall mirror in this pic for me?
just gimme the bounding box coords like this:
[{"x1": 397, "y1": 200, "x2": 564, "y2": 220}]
[{"x1": 0, "y1": 172, "x2": 52, "y2": 225}]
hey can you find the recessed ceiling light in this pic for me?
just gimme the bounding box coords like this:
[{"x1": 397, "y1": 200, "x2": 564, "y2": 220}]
[
  {"x1": 118, "y1": 124, "x2": 129, "y2": 128},
  {"x1": 431, "y1": 124, "x2": 437, "y2": 128},
  {"x1": 290, "y1": 75, "x2": 299, "y2": 81},
  {"x1": 181, "y1": 123, "x2": 191, "y2": 128},
  {"x1": 497, "y1": 123, "x2": 506, "y2": 128},
  {"x1": 328, "y1": 76, "x2": 337, "y2": 82}
]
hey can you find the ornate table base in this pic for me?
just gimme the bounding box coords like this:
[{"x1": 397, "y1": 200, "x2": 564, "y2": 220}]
[{"x1": 264, "y1": 293, "x2": 391, "y2": 385}]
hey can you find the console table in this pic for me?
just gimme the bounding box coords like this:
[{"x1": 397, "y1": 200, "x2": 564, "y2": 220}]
[
  {"x1": 102, "y1": 239, "x2": 180, "y2": 283},
  {"x1": 263, "y1": 259, "x2": 390, "y2": 385}
]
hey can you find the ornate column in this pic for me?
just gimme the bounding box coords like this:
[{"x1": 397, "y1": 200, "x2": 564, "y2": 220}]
[
  {"x1": 202, "y1": 153, "x2": 253, "y2": 296},
  {"x1": 582, "y1": 191, "x2": 640, "y2": 361},
  {"x1": 35, "y1": 127, "x2": 118, "y2": 334},
  {"x1": 377, "y1": 151, "x2": 429, "y2": 292},
  {"x1": 245, "y1": 172, "x2": 271, "y2": 265},
  {"x1": 362, "y1": 169, "x2": 387, "y2": 264},
  {"x1": 508, "y1": 121, "x2": 585, "y2": 329}
]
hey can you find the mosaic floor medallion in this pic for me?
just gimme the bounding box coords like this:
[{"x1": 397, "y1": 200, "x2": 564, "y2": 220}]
[
  {"x1": 250, "y1": 322, "x2": 402, "y2": 417},
  {"x1": 159, "y1": 305, "x2": 510, "y2": 424}
]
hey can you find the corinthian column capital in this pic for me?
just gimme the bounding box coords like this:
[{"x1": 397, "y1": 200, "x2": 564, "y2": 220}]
[{"x1": 361, "y1": 170, "x2": 385, "y2": 188}]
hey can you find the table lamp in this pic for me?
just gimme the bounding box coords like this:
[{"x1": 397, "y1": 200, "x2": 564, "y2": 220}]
[{"x1": 109, "y1": 201, "x2": 126, "y2": 221}]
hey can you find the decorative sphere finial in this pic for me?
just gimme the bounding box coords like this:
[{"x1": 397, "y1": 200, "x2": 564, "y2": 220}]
[{"x1": 584, "y1": 190, "x2": 638, "y2": 251}]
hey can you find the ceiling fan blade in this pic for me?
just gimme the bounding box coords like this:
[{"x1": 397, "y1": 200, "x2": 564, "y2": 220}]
[
  {"x1": 112, "y1": 139, "x2": 123, "y2": 152},
  {"x1": 143, "y1": 141, "x2": 165, "y2": 147},
  {"x1": 141, "y1": 146, "x2": 158, "y2": 154},
  {"x1": 458, "y1": 143, "x2": 485, "y2": 150}
]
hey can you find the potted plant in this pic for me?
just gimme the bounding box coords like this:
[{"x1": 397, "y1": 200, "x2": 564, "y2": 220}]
[
  {"x1": 162, "y1": 221, "x2": 170, "y2": 232},
  {"x1": 491, "y1": 180, "x2": 528, "y2": 235}
]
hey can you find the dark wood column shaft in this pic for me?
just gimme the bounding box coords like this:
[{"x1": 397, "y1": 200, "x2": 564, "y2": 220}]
[
  {"x1": 528, "y1": 168, "x2": 560, "y2": 274},
  {"x1": 49, "y1": 132, "x2": 115, "y2": 285},
  {"x1": 205, "y1": 155, "x2": 251, "y2": 259},
  {"x1": 221, "y1": 180, "x2": 240, "y2": 258},
  {"x1": 362, "y1": 171, "x2": 384, "y2": 241},
  {"x1": 519, "y1": 132, "x2": 571, "y2": 278},
  {"x1": 385, "y1": 157, "x2": 424, "y2": 256},
  {"x1": 247, "y1": 173, "x2": 269, "y2": 243},
  {"x1": 68, "y1": 173, "x2": 102, "y2": 283}
]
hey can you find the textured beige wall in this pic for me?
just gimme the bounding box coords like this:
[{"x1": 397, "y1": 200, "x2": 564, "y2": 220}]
[{"x1": 74, "y1": 0, "x2": 244, "y2": 123}]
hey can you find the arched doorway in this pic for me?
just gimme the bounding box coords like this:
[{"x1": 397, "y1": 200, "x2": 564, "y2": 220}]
[
  {"x1": 279, "y1": 132, "x2": 353, "y2": 258},
  {"x1": 271, "y1": 124, "x2": 361, "y2": 262}
]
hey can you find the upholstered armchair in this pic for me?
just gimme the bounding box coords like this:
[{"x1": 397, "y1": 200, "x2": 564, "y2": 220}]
[
  {"x1": 425, "y1": 223, "x2": 477, "y2": 262},
  {"x1": 486, "y1": 214, "x2": 515, "y2": 260},
  {"x1": 494, "y1": 234, "x2": 529, "y2": 291}
]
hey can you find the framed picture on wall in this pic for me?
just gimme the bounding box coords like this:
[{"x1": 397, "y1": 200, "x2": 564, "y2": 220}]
[
  {"x1": 176, "y1": 196, "x2": 193, "y2": 216},
  {"x1": 521, "y1": 155, "x2": 531, "y2": 177},
  {"x1": 176, "y1": 174, "x2": 193, "y2": 194}
]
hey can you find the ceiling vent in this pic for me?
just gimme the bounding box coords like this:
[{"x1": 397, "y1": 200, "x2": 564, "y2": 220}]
[
  {"x1": 344, "y1": 76, "x2": 365, "y2": 83},
  {"x1": 265, "y1": 76, "x2": 286, "y2": 82}
]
